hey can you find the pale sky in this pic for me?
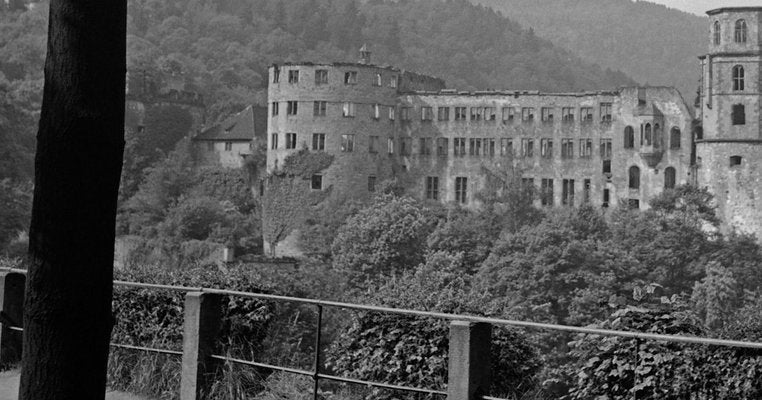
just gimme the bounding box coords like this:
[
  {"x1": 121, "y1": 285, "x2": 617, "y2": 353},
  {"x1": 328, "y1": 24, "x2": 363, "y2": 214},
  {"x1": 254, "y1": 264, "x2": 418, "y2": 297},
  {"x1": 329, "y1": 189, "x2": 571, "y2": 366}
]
[{"x1": 645, "y1": 0, "x2": 762, "y2": 16}]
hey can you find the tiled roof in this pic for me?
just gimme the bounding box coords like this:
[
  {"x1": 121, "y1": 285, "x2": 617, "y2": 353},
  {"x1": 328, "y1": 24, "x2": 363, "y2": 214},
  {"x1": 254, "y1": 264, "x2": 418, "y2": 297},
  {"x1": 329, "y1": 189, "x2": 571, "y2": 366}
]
[{"x1": 194, "y1": 105, "x2": 256, "y2": 141}]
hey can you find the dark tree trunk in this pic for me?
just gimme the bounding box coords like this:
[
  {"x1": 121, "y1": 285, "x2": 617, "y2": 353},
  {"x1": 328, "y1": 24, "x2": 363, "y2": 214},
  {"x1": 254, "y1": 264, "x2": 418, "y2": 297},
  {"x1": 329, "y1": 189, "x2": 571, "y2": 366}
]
[{"x1": 20, "y1": 0, "x2": 126, "y2": 399}]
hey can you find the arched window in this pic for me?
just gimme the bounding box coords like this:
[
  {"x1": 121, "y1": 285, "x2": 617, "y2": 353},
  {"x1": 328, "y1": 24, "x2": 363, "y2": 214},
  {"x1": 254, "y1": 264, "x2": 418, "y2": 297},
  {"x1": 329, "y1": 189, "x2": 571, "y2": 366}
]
[
  {"x1": 735, "y1": 19, "x2": 747, "y2": 43},
  {"x1": 670, "y1": 127, "x2": 681, "y2": 149},
  {"x1": 624, "y1": 126, "x2": 634, "y2": 148},
  {"x1": 629, "y1": 166, "x2": 640, "y2": 189},
  {"x1": 733, "y1": 65, "x2": 745, "y2": 91},
  {"x1": 714, "y1": 21, "x2": 721, "y2": 45},
  {"x1": 664, "y1": 167, "x2": 676, "y2": 189},
  {"x1": 644, "y1": 123, "x2": 652, "y2": 146}
]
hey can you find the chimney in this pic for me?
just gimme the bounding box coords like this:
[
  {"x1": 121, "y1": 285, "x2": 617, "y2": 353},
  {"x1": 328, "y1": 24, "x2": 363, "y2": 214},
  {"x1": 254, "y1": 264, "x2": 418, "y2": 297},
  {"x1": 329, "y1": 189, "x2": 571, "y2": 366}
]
[{"x1": 359, "y1": 43, "x2": 371, "y2": 64}]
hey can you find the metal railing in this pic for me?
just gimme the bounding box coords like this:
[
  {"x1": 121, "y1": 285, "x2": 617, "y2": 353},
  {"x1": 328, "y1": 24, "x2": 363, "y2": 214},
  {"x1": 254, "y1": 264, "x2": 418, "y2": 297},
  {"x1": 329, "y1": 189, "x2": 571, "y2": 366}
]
[{"x1": 4, "y1": 267, "x2": 762, "y2": 400}]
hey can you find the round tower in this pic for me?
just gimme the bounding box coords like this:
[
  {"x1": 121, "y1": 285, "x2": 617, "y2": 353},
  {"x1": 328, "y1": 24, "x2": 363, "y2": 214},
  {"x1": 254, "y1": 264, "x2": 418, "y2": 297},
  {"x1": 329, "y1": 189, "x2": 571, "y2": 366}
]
[
  {"x1": 266, "y1": 61, "x2": 401, "y2": 198},
  {"x1": 698, "y1": 7, "x2": 762, "y2": 238}
]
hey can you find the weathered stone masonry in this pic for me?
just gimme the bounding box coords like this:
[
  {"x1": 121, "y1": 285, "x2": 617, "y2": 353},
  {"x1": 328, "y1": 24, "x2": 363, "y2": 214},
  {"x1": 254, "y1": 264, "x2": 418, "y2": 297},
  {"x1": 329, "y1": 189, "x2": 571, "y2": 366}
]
[{"x1": 265, "y1": 7, "x2": 762, "y2": 252}]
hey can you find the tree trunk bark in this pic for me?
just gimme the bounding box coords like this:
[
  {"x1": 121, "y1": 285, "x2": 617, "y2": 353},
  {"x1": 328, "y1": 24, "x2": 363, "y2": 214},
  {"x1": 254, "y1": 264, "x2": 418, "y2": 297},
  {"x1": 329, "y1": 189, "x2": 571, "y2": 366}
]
[{"x1": 20, "y1": 0, "x2": 126, "y2": 399}]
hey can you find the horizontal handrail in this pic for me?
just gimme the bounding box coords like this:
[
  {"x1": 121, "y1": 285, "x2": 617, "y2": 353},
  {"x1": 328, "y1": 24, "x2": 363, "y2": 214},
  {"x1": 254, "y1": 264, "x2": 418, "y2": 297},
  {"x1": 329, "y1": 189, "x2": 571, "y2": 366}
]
[
  {"x1": 2, "y1": 267, "x2": 761, "y2": 350},
  {"x1": 109, "y1": 343, "x2": 183, "y2": 356}
]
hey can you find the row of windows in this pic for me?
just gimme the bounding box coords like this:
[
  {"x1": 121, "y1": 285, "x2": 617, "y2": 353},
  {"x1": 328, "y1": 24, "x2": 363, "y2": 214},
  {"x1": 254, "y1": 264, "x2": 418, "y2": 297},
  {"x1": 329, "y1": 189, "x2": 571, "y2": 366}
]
[
  {"x1": 271, "y1": 133, "x2": 620, "y2": 159},
  {"x1": 713, "y1": 19, "x2": 748, "y2": 45},
  {"x1": 273, "y1": 67, "x2": 398, "y2": 88},
  {"x1": 270, "y1": 101, "x2": 614, "y2": 123},
  {"x1": 623, "y1": 125, "x2": 682, "y2": 149}
]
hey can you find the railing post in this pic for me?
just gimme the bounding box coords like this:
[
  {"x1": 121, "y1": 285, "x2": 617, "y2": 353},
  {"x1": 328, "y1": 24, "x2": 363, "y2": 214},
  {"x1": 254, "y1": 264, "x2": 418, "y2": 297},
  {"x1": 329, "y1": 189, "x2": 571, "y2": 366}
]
[
  {"x1": 180, "y1": 292, "x2": 223, "y2": 400},
  {"x1": 447, "y1": 321, "x2": 492, "y2": 400},
  {"x1": 0, "y1": 271, "x2": 25, "y2": 366}
]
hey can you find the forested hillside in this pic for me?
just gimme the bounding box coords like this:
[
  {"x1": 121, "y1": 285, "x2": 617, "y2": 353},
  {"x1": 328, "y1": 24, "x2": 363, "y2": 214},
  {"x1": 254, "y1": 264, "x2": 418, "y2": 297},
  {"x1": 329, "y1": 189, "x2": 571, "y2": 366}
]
[
  {"x1": 473, "y1": 0, "x2": 706, "y2": 99},
  {"x1": 124, "y1": 0, "x2": 634, "y2": 121}
]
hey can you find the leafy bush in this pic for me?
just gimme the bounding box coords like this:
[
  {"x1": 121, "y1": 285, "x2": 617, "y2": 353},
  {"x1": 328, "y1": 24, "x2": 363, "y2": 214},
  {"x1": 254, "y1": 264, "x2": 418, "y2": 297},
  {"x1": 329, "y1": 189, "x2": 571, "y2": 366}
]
[
  {"x1": 108, "y1": 265, "x2": 277, "y2": 399},
  {"x1": 331, "y1": 194, "x2": 431, "y2": 286},
  {"x1": 326, "y1": 255, "x2": 542, "y2": 399}
]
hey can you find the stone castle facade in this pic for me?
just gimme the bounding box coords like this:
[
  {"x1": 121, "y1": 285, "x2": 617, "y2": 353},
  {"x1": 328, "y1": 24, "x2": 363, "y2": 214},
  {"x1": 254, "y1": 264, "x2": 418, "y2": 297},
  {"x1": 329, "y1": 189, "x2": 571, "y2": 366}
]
[{"x1": 265, "y1": 7, "x2": 762, "y2": 247}]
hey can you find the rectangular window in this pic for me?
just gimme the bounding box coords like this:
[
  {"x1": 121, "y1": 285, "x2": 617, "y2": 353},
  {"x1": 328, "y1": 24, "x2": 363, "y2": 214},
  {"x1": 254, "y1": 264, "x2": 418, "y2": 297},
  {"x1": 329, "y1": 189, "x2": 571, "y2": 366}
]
[
  {"x1": 344, "y1": 71, "x2": 357, "y2": 84},
  {"x1": 287, "y1": 101, "x2": 298, "y2": 115},
  {"x1": 583, "y1": 179, "x2": 591, "y2": 204},
  {"x1": 562, "y1": 107, "x2": 575, "y2": 122},
  {"x1": 541, "y1": 178, "x2": 554, "y2": 206},
  {"x1": 421, "y1": 106, "x2": 433, "y2": 121},
  {"x1": 603, "y1": 160, "x2": 611, "y2": 175},
  {"x1": 369, "y1": 135, "x2": 379, "y2": 153},
  {"x1": 470, "y1": 107, "x2": 483, "y2": 121},
  {"x1": 312, "y1": 133, "x2": 325, "y2": 151},
  {"x1": 436, "y1": 138, "x2": 449, "y2": 156},
  {"x1": 311, "y1": 174, "x2": 322, "y2": 190},
  {"x1": 368, "y1": 176, "x2": 376, "y2": 192},
  {"x1": 541, "y1": 107, "x2": 554, "y2": 123},
  {"x1": 486, "y1": 138, "x2": 495, "y2": 156},
  {"x1": 401, "y1": 107, "x2": 411, "y2": 121},
  {"x1": 562, "y1": 179, "x2": 575, "y2": 206},
  {"x1": 600, "y1": 139, "x2": 612, "y2": 159},
  {"x1": 341, "y1": 134, "x2": 354, "y2": 152},
  {"x1": 600, "y1": 103, "x2": 612, "y2": 122},
  {"x1": 374, "y1": 73, "x2": 382, "y2": 87},
  {"x1": 313, "y1": 101, "x2": 326, "y2": 116},
  {"x1": 426, "y1": 176, "x2": 439, "y2": 200},
  {"x1": 732, "y1": 104, "x2": 746, "y2": 125},
  {"x1": 389, "y1": 106, "x2": 395, "y2": 121},
  {"x1": 561, "y1": 138, "x2": 574, "y2": 159},
  {"x1": 521, "y1": 107, "x2": 534, "y2": 122},
  {"x1": 603, "y1": 189, "x2": 610, "y2": 208},
  {"x1": 270, "y1": 133, "x2": 278, "y2": 149},
  {"x1": 541, "y1": 138, "x2": 553, "y2": 158},
  {"x1": 500, "y1": 138, "x2": 513, "y2": 156},
  {"x1": 315, "y1": 70, "x2": 328, "y2": 85},
  {"x1": 419, "y1": 138, "x2": 431, "y2": 155},
  {"x1": 437, "y1": 107, "x2": 450, "y2": 121},
  {"x1": 580, "y1": 107, "x2": 594, "y2": 122},
  {"x1": 390, "y1": 76, "x2": 397, "y2": 88},
  {"x1": 288, "y1": 70, "x2": 299, "y2": 83},
  {"x1": 579, "y1": 139, "x2": 593, "y2": 158},
  {"x1": 372, "y1": 104, "x2": 380, "y2": 120},
  {"x1": 224, "y1": 142, "x2": 232, "y2": 151},
  {"x1": 469, "y1": 138, "x2": 483, "y2": 156},
  {"x1": 272, "y1": 102, "x2": 279, "y2": 116},
  {"x1": 455, "y1": 177, "x2": 468, "y2": 204},
  {"x1": 342, "y1": 102, "x2": 355, "y2": 117},
  {"x1": 401, "y1": 138, "x2": 411, "y2": 156},
  {"x1": 285, "y1": 133, "x2": 297, "y2": 149},
  {"x1": 273, "y1": 67, "x2": 280, "y2": 83},
  {"x1": 454, "y1": 137, "x2": 466, "y2": 156},
  {"x1": 485, "y1": 107, "x2": 496, "y2": 121},
  {"x1": 502, "y1": 107, "x2": 515, "y2": 122},
  {"x1": 387, "y1": 137, "x2": 394, "y2": 154},
  {"x1": 521, "y1": 138, "x2": 534, "y2": 158},
  {"x1": 628, "y1": 199, "x2": 640, "y2": 210},
  {"x1": 455, "y1": 107, "x2": 467, "y2": 121}
]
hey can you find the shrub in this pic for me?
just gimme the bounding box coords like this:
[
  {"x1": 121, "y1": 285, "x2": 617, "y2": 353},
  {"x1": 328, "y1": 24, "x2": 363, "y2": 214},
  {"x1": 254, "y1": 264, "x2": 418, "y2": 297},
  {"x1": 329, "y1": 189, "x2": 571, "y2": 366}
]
[{"x1": 108, "y1": 265, "x2": 277, "y2": 399}]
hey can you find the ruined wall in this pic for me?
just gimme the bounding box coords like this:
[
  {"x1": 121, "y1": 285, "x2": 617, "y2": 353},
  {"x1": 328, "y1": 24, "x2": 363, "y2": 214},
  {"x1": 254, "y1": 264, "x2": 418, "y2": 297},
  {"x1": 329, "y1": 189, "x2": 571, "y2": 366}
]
[
  {"x1": 267, "y1": 63, "x2": 415, "y2": 200},
  {"x1": 397, "y1": 87, "x2": 693, "y2": 210},
  {"x1": 697, "y1": 142, "x2": 762, "y2": 236}
]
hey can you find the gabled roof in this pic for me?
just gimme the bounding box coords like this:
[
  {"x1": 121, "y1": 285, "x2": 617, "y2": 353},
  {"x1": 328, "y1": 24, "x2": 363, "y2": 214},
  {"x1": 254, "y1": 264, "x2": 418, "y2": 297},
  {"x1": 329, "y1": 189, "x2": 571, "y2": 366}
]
[{"x1": 194, "y1": 105, "x2": 256, "y2": 142}]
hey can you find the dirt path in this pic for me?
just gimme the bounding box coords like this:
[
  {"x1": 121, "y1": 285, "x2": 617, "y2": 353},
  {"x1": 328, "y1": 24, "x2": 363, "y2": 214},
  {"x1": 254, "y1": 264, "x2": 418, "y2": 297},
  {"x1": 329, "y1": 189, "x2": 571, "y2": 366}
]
[{"x1": 0, "y1": 370, "x2": 150, "y2": 400}]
